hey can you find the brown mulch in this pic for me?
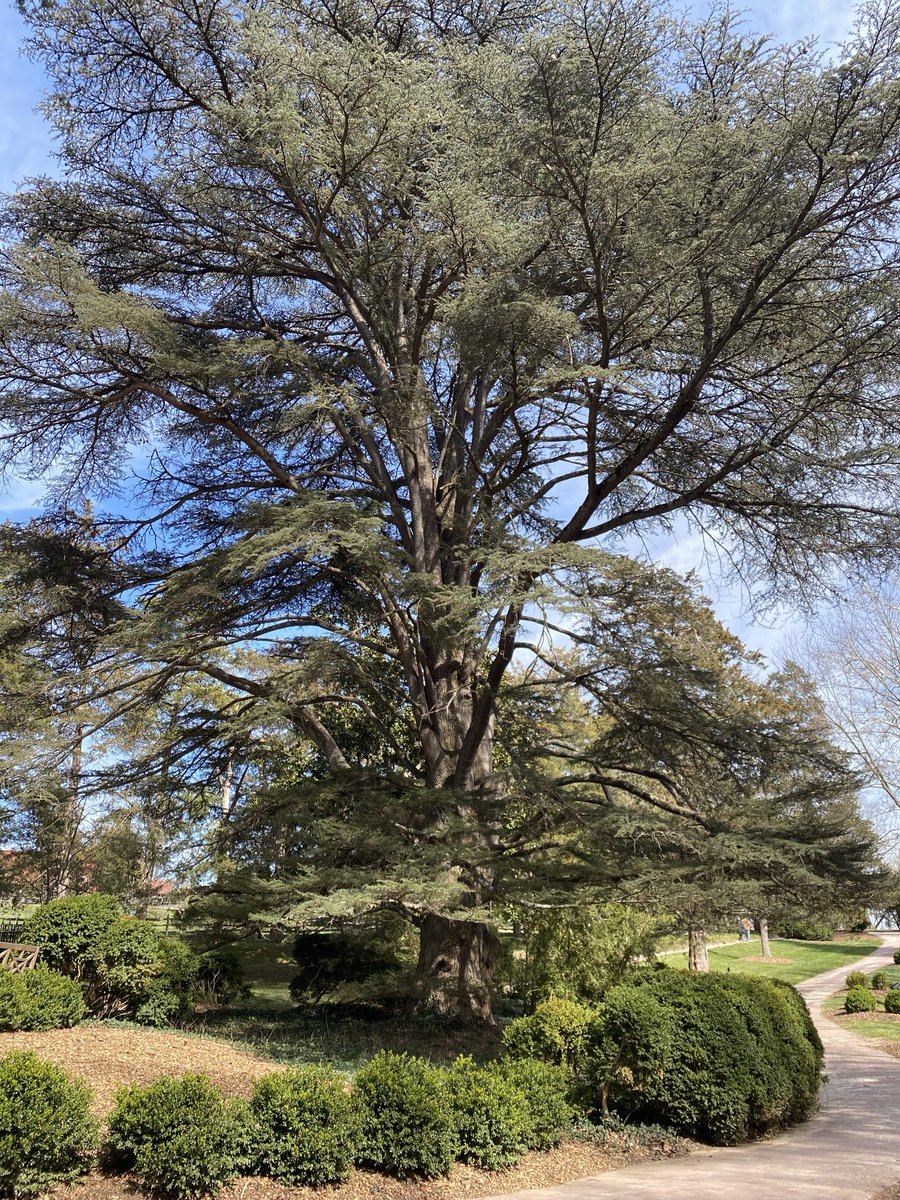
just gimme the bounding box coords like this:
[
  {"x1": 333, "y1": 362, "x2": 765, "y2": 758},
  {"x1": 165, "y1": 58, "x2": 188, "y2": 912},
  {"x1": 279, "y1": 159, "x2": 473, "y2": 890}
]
[
  {"x1": 874, "y1": 1186, "x2": 900, "y2": 1200},
  {"x1": 0, "y1": 1025, "x2": 273, "y2": 1114},
  {"x1": 47, "y1": 1140, "x2": 684, "y2": 1200}
]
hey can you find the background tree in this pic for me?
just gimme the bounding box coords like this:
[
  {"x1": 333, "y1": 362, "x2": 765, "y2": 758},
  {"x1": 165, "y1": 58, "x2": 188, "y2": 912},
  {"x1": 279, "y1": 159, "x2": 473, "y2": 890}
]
[{"x1": 3, "y1": 0, "x2": 900, "y2": 1013}]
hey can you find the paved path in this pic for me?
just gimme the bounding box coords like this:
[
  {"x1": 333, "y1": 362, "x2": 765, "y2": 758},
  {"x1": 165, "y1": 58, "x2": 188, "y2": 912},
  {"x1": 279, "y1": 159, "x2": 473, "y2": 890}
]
[{"x1": 490, "y1": 935, "x2": 900, "y2": 1200}]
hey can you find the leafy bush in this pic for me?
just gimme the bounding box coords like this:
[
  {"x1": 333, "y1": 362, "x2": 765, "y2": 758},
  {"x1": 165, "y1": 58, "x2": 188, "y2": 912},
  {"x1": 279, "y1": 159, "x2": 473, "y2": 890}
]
[
  {"x1": 444, "y1": 1057, "x2": 530, "y2": 1170},
  {"x1": 0, "y1": 965, "x2": 86, "y2": 1031},
  {"x1": 23, "y1": 895, "x2": 201, "y2": 1022},
  {"x1": 586, "y1": 969, "x2": 823, "y2": 1144},
  {"x1": 845, "y1": 985, "x2": 877, "y2": 1014},
  {"x1": 504, "y1": 997, "x2": 595, "y2": 1069},
  {"x1": 353, "y1": 1052, "x2": 455, "y2": 1178},
  {"x1": 571, "y1": 1115, "x2": 688, "y2": 1156},
  {"x1": 251, "y1": 1066, "x2": 358, "y2": 1185},
  {"x1": 290, "y1": 928, "x2": 402, "y2": 1006},
  {"x1": 884, "y1": 988, "x2": 900, "y2": 1014},
  {"x1": 776, "y1": 920, "x2": 834, "y2": 941},
  {"x1": 845, "y1": 970, "x2": 868, "y2": 989},
  {"x1": 106, "y1": 1073, "x2": 252, "y2": 1198},
  {"x1": 196, "y1": 949, "x2": 248, "y2": 1007},
  {"x1": 500, "y1": 1059, "x2": 573, "y2": 1149},
  {"x1": 0, "y1": 1050, "x2": 98, "y2": 1196},
  {"x1": 894, "y1": 949, "x2": 900, "y2": 965},
  {"x1": 871, "y1": 971, "x2": 889, "y2": 990}
]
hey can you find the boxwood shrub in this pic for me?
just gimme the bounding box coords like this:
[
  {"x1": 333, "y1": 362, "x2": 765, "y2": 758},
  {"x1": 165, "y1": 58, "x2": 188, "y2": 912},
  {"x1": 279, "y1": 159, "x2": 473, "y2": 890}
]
[
  {"x1": 894, "y1": 950, "x2": 900, "y2": 965},
  {"x1": 845, "y1": 970, "x2": 867, "y2": 989},
  {"x1": 586, "y1": 969, "x2": 823, "y2": 1145},
  {"x1": 884, "y1": 988, "x2": 900, "y2": 1014},
  {"x1": 106, "y1": 1073, "x2": 252, "y2": 1198},
  {"x1": 845, "y1": 985, "x2": 877, "y2": 1014},
  {"x1": 251, "y1": 1066, "x2": 359, "y2": 1185},
  {"x1": 353, "y1": 1051, "x2": 455, "y2": 1178},
  {"x1": 444, "y1": 1057, "x2": 531, "y2": 1169},
  {"x1": 500, "y1": 1059, "x2": 573, "y2": 1149},
  {"x1": 0, "y1": 1050, "x2": 98, "y2": 1196},
  {"x1": 871, "y1": 971, "x2": 889, "y2": 991},
  {"x1": 0, "y1": 966, "x2": 86, "y2": 1031},
  {"x1": 503, "y1": 997, "x2": 595, "y2": 1070}
]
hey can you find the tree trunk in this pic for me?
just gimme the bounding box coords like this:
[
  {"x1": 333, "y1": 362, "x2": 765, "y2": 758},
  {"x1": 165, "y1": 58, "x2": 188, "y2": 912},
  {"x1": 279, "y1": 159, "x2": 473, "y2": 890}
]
[
  {"x1": 758, "y1": 917, "x2": 772, "y2": 959},
  {"x1": 687, "y1": 926, "x2": 710, "y2": 972},
  {"x1": 413, "y1": 913, "x2": 499, "y2": 1024}
]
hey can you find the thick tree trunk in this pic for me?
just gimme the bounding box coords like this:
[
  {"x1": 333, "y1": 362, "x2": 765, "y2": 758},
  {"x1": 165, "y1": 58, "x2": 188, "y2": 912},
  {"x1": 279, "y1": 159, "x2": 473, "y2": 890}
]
[
  {"x1": 758, "y1": 917, "x2": 772, "y2": 959},
  {"x1": 687, "y1": 926, "x2": 710, "y2": 972},
  {"x1": 413, "y1": 913, "x2": 499, "y2": 1024}
]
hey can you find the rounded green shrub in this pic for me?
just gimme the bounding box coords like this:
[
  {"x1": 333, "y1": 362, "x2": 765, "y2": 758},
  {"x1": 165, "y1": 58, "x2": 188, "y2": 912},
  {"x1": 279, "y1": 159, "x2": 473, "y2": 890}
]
[
  {"x1": 503, "y1": 997, "x2": 595, "y2": 1069},
  {"x1": 845, "y1": 970, "x2": 868, "y2": 989},
  {"x1": 894, "y1": 950, "x2": 900, "y2": 965},
  {"x1": 444, "y1": 1057, "x2": 530, "y2": 1170},
  {"x1": 22, "y1": 894, "x2": 122, "y2": 975},
  {"x1": 196, "y1": 948, "x2": 247, "y2": 1006},
  {"x1": 776, "y1": 920, "x2": 834, "y2": 941},
  {"x1": 353, "y1": 1051, "x2": 455, "y2": 1178},
  {"x1": 106, "y1": 1073, "x2": 251, "y2": 1198},
  {"x1": 500, "y1": 1059, "x2": 573, "y2": 1149},
  {"x1": 586, "y1": 969, "x2": 823, "y2": 1145},
  {"x1": 251, "y1": 1066, "x2": 359, "y2": 1185},
  {"x1": 871, "y1": 971, "x2": 889, "y2": 991},
  {"x1": 845, "y1": 985, "x2": 877, "y2": 1014},
  {"x1": 884, "y1": 988, "x2": 900, "y2": 1014},
  {"x1": 0, "y1": 1050, "x2": 98, "y2": 1196},
  {"x1": 0, "y1": 966, "x2": 86, "y2": 1031}
]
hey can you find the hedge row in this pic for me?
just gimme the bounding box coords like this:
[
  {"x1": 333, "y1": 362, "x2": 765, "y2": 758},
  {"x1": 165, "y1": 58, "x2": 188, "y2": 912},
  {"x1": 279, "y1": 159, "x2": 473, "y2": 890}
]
[
  {"x1": 0, "y1": 1050, "x2": 572, "y2": 1198},
  {"x1": 504, "y1": 968, "x2": 824, "y2": 1145}
]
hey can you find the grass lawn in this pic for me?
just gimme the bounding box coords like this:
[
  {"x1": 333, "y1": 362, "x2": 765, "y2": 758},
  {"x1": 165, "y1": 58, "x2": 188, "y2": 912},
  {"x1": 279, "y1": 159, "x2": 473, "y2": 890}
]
[
  {"x1": 824, "y1": 963, "x2": 900, "y2": 1050},
  {"x1": 696, "y1": 934, "x2": 881, "y2": 984}
]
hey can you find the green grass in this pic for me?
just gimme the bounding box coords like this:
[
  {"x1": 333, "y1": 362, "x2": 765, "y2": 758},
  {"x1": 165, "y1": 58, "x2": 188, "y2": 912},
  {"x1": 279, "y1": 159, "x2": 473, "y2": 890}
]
[
  {"x1": 685, "y1": 935, "x2": 881, "y2": 984},
  {"x1": 823, "y1": 965, "x2": 900, "y2": 1046}
]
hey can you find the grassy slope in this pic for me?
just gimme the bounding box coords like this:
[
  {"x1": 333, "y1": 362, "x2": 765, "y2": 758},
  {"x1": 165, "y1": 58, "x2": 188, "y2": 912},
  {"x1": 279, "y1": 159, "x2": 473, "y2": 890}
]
[{"x1": 690, "y1": 935, "x2": 880, "y2": 985}]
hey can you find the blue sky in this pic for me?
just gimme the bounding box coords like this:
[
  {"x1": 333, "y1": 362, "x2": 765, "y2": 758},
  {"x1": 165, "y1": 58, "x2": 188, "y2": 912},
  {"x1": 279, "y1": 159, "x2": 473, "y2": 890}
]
[{"x1": 0, "y1": 0, "x2": 862, "y2": 659}]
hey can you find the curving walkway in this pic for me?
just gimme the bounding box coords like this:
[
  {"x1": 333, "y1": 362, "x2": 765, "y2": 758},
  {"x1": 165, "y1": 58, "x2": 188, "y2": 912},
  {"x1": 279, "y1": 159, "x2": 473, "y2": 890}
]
[{"x1": 490, "y1": 934, "x2": 900, "y2": 1200}]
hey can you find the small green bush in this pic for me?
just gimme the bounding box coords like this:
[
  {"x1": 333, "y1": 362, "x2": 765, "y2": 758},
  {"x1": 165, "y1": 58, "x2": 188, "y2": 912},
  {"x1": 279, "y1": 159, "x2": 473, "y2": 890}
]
[
  {"x1": 251, "y1": 1066, "x2": 358, "y2": 1185},
  {"x1": 503, "y1": 997, "x2": 595, "y2": 1069},
  {"x1": 0, "y1": 966, "x2": 86, "y2": 1032},
  {"x1": 845, "y1": 970, "x2": 868, "y2": 989},
  {"x1": 106, "y1": 1073, "x2": 251, "y2": 1198},
  {"x1": 0, "y1": 1050, "x2": 98, "y2": 1196},
  {"x1": 871, "y1": 971, "x2": 889, "y2": 991},
  {"x1": 196, "y1": 949, "x2": 248, "y2": 1007},
  {"x1": 22, "y1": 894, "x2": 122, "y2": 976},
  {"x1": 500, "y1": 1059, "x2": 573, "y2": 1149},
  {"x1": 776, "y1": 920, "x2": 835, "y2": 941},
  {"x1": 884, "y1": 988, "x2": 900, "y2": 1014},
  {"x1": 444, "y1": 1058, "x2": 530, "y2": 1170},
  {"x1": 353, "y1": 1052, "x2": 455, "y2": 1178},
  {"x1": 894, "y1": 950, "x2": 900, "y2": 965},
  {"x1": 845, "y1": 985, "x2": 877, "y2": 1014}
]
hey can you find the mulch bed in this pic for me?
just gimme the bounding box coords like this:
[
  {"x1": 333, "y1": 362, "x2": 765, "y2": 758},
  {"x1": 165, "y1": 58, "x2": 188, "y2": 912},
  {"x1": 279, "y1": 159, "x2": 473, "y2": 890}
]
[
  {"x1": 0, "y1": 1025, "x2": 273, "y2": 1114},
  {"x1": 48, "y1": 1140, "x2": 682, "y2": 1200}
]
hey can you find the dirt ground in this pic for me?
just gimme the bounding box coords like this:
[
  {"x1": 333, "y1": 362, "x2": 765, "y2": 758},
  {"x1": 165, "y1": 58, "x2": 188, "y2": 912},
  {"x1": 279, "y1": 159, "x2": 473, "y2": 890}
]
[
  {"x1": 0, "y1": 1024, "x2": 273, "y2": 1114},
  {"x1": 47, "y1": 1140, "x2": 679, "y2": 1200}
]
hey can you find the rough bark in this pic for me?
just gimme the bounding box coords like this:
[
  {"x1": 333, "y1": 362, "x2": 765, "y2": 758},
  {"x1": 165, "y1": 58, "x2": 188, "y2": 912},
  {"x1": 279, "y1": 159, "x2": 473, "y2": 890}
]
[
  {"x1": 688, "y1": 926, "x2": 710, "y2": 972},
  {"x1": 413, "y1": 912, "x2": 500, "y2": 1024},
  {"x1": 758, "y1": 917, "x2": 772, "y2": 959}
]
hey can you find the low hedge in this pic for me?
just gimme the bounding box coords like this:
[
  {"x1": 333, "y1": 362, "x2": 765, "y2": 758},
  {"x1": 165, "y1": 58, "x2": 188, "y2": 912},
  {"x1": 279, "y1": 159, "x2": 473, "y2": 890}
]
[
  {"x1": 500, "y1": 1059, "x2": 573, "y2": 1150},
  {"x1": 353, "y1": 1052, "x2": 456, "y2": 1178},
  {"x1": 503, "y1": 997, "x2": 595, "y2": 1070},
  {"x1": 251, "y1": 1066, "x2": 359, "y2": 1185},
  {"x1": 525, "y1": 969, "x2": 824, "y2": 1145},
  {"x1": 0, "y1": 966, "x2": 86, "y2": 1031},
  {"x1": 0, "y1": 1051, "x2": 98, "y2": 1196},
  {"x1": 444, "y1": 1057, "x2": 531, "y2": 1169}
]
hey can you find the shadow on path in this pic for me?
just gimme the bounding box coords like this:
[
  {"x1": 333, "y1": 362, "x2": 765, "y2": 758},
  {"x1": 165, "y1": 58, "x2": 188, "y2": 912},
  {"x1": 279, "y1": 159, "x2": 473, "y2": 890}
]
[{"x1": 487, "y1": 934, "x2": 900, "y2": 1200}]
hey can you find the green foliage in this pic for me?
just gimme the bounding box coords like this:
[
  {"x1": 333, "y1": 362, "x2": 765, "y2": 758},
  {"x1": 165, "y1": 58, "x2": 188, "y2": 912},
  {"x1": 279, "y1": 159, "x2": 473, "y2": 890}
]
[
  {"x1": 444, "y1": 1057, "x2": 530, "y2": 1170},
  {"x1": 0, "y1": 1050, "x2": 98, "y2": 1196},
  {"x1": 513, "y1": 905, "x2": 664, "y2": 1008},
  {"x1": 893, "y1": 950, "x2": 900, "y2": 965},
  {"x1": 498, "y1": 1059, "x2": 573, "y2": 1151},
  {"x1": 587, "y1": 969, "x2": 822, "y2": 1144},
  {"x1": 0, "y1": 966, "x2": 85, "y2": 1031},
  {"x1": 195, "y1": 949, "x2": 248, "y2": 1007},
  {"x1": 22, "y1": 893, "x2": 121, "y2": 975},
  {"x1": 845, "y1": 985, "x2": 877, "y2": 1014},
  {"x1": 353, "y1": 1052, "x2": 455, "y2": 1179},
  {"x1": 776, "y1": 920, "x2": 835, "y2": 941},
  {"x1": 845, "y1": 970, "x2": 867, "y2": 989},
  {"x1": 503, "y1": 997, "x2": 595, "y2": 1070},
  {"x1": 290, "y1": 927, "x2": 403, "y2": 1007},
  {"x1": 871, "y1": 971, "x2": 889, "y2": 990},
  {"x1": 571, "y1": 1115, "x2": 688, "y2": 1156},
  {"x1": 884, "y1": 988, "x2": 900, "y2": 1014},
  {"x1": 251, "y1": 1066, "x2": 359, "y2": 1185},
  {"x1": 106, "y1": 1074, "x2": 251, "y2": 1199}
]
